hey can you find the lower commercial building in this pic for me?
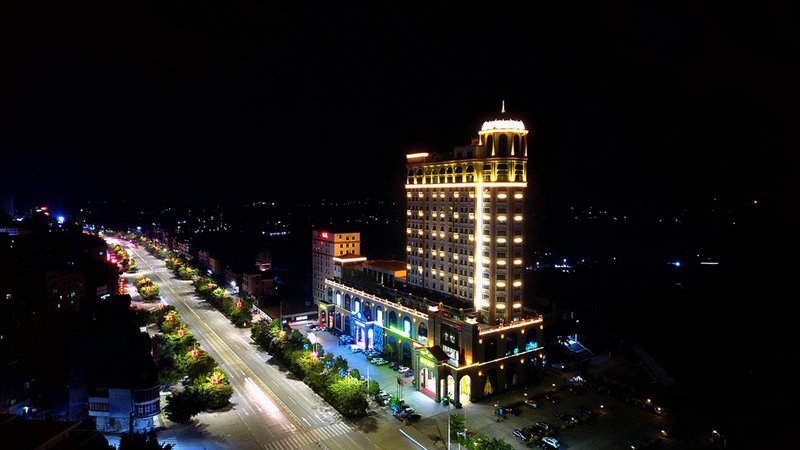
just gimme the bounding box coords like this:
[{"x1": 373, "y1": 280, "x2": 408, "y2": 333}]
[{"x1": 317, "y1": 261, "x2": 544, "y2": 406}]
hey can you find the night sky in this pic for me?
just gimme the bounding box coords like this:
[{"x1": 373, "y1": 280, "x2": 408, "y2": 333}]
[{"x1": 1, "y1": 1, "x2": 796, "y2": 210}]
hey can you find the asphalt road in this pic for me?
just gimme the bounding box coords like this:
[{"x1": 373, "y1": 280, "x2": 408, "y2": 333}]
[{"x1": 119, "y1": 239, "x2": 408, "y2": 450}]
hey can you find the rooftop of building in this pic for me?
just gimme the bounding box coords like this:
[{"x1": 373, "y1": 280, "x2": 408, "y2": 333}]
[
  {"x1": 332, "y1": 254, "x2": 366, "y2": 263},
  {"x1": 330, "y1": 266, "x2": 543, "y2": 330},
  {"x1": 336, "y1": 266, "x2": 474, "y2": 319},
  {"x1": 363, "y1": 259, "x2": 407, "y2": 273}
]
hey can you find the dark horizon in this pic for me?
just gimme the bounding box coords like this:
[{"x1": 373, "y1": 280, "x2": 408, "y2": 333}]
[{"x1": 2, "y1": 2, "x2": 794, "y2": 213}]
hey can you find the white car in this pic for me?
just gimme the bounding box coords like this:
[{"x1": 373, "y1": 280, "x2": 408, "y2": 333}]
[
  {"x1": 374, "y1": 359, "x2": 389, "y2": 366},
  {"x1": 398, "y1": 366, "x2": 411, "y2": 373},
  {"x1": 542, "y1": 437, "x2": 561, "y2": 448}
]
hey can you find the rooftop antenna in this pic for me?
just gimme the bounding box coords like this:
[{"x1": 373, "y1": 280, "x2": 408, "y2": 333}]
[{"x1": 501, "y1": 100, "x2": 506, "y2": 114}]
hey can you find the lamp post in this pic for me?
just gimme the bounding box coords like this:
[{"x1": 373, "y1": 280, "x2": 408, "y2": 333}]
[{"x1": 309, "y1": 332, "x2": 318, "y2": 358}]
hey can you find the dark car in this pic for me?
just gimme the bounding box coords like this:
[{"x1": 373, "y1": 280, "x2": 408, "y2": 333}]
[
  {"x1": 531, "y1": 422, "x2": 550, "y2": 436},
  {"x1": 543, "y1": 394, "x2": 559, "y2": 404},
  {"x1": 575, "y1": 406, "x2": 593, "y2": 417},
  {"x1": 513, "y1": 428, "x2": 533, "y2": 442},
  {"x1": 525, "y1": 399, "x2": 540, "y2": 409},
  {"x1": 389, "y1": 361, "x2": 400, "y2": 369},
  {"x1": 406, "y1": 412, "x2": 422, "y2": 422},
  {"x1": 556, "y1": 412, "x2": 577, "y2": 423}
]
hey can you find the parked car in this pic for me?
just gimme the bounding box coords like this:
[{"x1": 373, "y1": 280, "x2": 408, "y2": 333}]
[
  {"x1": 556, "y1": 412, "x2": 577, "y2": 423},
  {"x1": 513, "y1": 428, "x2": 533, "y2": 442},
  {"x1": 531, "y1": 422, "x2": 550, "y2": 436},
  {"x1": 533, "y1": 421, "x2": 550, "y2": 432},
  {"x1": 403, "y1": 369, "x2": 414, "y2": 377},
  {"x1": 525, "y1": 399, "x2": 540, "y2": 409},
  {"x1": 389, "y1": 361, "x2": 400, "y2": 369},
  {"x1": 398, "y1": 366, "x2": 411, "y2": 373},
  {"x1": 541, "y1": 436, "x2": 561, "y2": 448},
  {"x1": 350, "y1": 345, "x2": 362, "y2": 353},
  {"x1": 405, "y1": 412, "x2": 421, "y2": 422},
  {"x1": 374, "y1": 359, "x2": 389, "y2": 366},
  {"x1": 575, "y1": 406, "x2": 593, "y2": 417}
]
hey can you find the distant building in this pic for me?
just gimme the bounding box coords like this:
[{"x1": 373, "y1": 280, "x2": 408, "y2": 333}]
[
  {"x1": 207, "y1": 254, "x2": 223, "y2": 275},
  {"x1": 0, "y1": 196, "x2": 13, "y2": 217},
  {"x1": 242, "y1": 270, "x2": 274, "y2": 298},
  {"x1": 311, "y1": 230, "x2": 362, "y2": 305},
  {"x1": 254, "y1": 248, "x2": 272, "y2": 272},
  {"x1": 198, "y1": 249, "x2": 211, "y2": 268},
  {"x1": 315, "y1": 110, "x2": 544, "y2": 405}
]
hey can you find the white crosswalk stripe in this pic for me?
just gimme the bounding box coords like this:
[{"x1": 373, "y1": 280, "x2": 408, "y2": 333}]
[{"x1": 264, "y1": 422, "x2": 354, "y2": 450}]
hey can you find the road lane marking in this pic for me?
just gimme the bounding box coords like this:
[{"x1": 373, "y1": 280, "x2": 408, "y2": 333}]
[{"x1": 127, "y1": 244, "x2": 371, "y2": 449}]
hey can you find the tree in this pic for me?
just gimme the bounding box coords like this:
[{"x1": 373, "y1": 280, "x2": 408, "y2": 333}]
[
  {"x1": 177, "y1": 266, "x2": 196, "y2": 280},
  {"x1": 199, "y1": 381, "x2": 233, "y2": 410},
  {"x1": 160, "y1": 310, "x2": 181, "y2": 333},
  {"x1": 251, "y1": 320, "x2": 272, "y2": 350},
  {"x1": 118, "y1": 430, "x2": 173, "y2": 450},
  {"x1": 164, "y1": 389, "x2": 205, "y2": 423},
  {"x1": 368, "y1": 380, "x2": 380, "y2": 397},
  {"x1": 139, "y1": 284, "x2": 160, "y2": 300},
  {"x1": 450, "y1": 413, "x2": 466, "y2": 439},
  {"x1": 470, "y1": 435, "x2": 515, "y2": 450},
  {"x1": 197, "y1": 281, "x2": 217, "y2": 298},
  {"x1": 134, "y1": 276, "x2": 152, "y2": 289},
  {"x1": 210, "y1": 287, "x2": 227, "y2": 303},
  {"x1": 182, "y1": 348, "x2": 217, "y2": 379},
  {"x1": 328, "y1": 375, "x2": 368, "y2": 417}
]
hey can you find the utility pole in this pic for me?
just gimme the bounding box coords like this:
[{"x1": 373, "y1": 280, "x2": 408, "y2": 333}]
[{"x1": 447, "y1": 408, "x2": 451, "y2": 450}]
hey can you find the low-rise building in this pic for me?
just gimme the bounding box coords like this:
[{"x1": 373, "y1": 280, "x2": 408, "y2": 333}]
[{"x1": 242, "y1": 270, "x2": 274, "y2": 298}]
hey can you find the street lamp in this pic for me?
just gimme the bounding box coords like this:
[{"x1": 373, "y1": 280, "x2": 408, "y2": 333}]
[{"x1": 309, "y1": 332, "x2": 318, "y2": 358}]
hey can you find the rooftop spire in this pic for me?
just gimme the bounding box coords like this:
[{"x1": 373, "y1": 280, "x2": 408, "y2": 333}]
[{"x1": 501, "y1": 100, "x2": 506, "y2": 114}]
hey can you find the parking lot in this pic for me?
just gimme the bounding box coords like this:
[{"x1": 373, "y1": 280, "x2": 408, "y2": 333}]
[{"x1": 293, "y1": 323, "x2": 711, "y2": 449}]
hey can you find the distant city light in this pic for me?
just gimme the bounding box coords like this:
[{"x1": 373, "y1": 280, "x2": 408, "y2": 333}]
[
  {"x1": 671, "y1": 261, "x2": 681, "y2": 267},
  {"x1": 57, "y1": 215, "x2": 65, "y2": 224}
]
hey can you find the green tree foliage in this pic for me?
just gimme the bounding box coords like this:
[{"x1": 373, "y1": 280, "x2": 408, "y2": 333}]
[
  {"x1": 197, "y1": 381, "x2": 233, "y2": 410},
  {"x1": 450, "y1": 413, "x2": 466, "y2": 439},
  {"x1": 177, "y1": 265, "x2": 196, "y2": 280},
  {"x1": 134, "y1": 276, "x2": 152, "y2": 289},
  {"x1": 139, "y1": 283, "x2": 160, "y2": 300},
  {"x1": 164, "y1": 388, "x2": 206, "y2": 424},
  {"x1": 181, "y1": 348, "x2": 217, "y2": 380},
  {"x1": 118, "y1": 430, "x2": 173, "y2": 450},
  {"x1": 210, "y1": 287, "x2": 227, "y2": 303},
  {"x1": 328, "y1": 376, "x2": 368, "y2": 417},
  {"x1": 368, "y1": 380, "x2": 380, "y2": 397},
  {"x1": 469, "y1": 434, "x2": 515, "y2": 450},
  {"x1": 160, "y1": 310, "x2": 181, "y2": 333}
]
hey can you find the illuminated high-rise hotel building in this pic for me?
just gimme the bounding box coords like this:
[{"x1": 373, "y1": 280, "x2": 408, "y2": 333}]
[
  {"x1": 314, "y1": 107, "x2": 543, "y2": 406},
  {"x1": 405, "y1": 108, "x2": 528, "y2": 325}
]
